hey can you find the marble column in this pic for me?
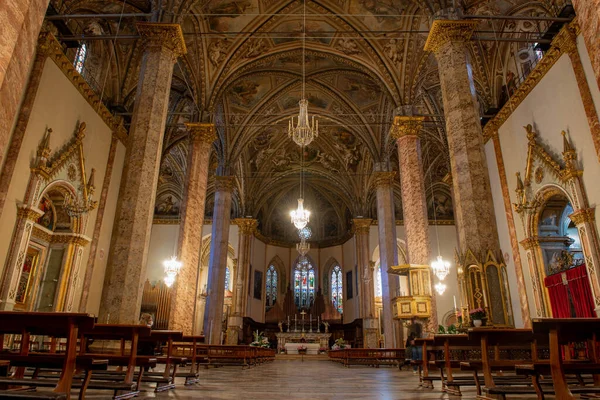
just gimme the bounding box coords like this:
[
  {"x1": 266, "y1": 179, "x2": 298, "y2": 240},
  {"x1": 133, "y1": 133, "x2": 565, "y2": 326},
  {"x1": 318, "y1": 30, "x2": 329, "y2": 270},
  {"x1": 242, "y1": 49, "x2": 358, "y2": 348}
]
[
  {"x1": 0, "y1": 0, "x2": 49, "y2": 170},
  {"x1": 169, "y1": 123, "x2": 215, "y2": 335},
  {"x1": 391, "y1": 116, "x2": 438, "y2": 331},
  {"x1": 99, "y1": 23, "x2": 186, "y2": 324},
  {"x1": 425, "y1": 20, "x2": 506, "y2": 324},
  {"x1": 204, "y1": 176, "x2": 235, "y2": 344},
  {"x1": 373, "y1": 171, "x2": 399, "y2": 347},
  {"x1": 354, "y1": 218, "x2": 378, "y2": 348},
  {"x1": 571, "y1": 0, "x2": 600, "y2": 90}
]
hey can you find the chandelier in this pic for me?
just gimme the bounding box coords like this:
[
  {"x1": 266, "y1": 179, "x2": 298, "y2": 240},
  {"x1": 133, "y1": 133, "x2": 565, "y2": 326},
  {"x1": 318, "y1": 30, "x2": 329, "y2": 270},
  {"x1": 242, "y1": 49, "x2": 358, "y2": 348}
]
[
  {"x1": 434, "y1": 281, "x2": 447, "y2": 295},
  {"x1": 431, "y1": 255, "x2": 451, "y2": 281},
  {"x1": 297, "y1": 255, "x2": 311, "y2": 271},
  {"x1": 296, "y1": 238, "x2": 310, "y2": 257},
  {"x1": 64, "y1": 169, "x2": 97, "y2": 218},
  {"x1": 290, "y1": 198, "x2": 310, "y2": 229},
  {"x1": 287, "y1": 0, "x2": 318, "y2": 147},
  {"x1": 163, "y1": 256, "x2": 182, "y2": 288}
]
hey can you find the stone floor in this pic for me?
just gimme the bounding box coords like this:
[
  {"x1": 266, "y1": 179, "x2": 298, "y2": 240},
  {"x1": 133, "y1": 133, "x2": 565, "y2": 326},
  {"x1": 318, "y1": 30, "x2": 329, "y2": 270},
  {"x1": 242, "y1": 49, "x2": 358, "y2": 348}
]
[{"x1": 82, "y1": 359, "x2": 543, "y2": 399}]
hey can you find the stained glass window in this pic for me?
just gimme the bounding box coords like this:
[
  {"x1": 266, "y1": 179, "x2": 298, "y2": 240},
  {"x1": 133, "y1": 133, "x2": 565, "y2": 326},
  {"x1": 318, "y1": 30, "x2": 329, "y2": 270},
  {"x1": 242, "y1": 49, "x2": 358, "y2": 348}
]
[
  {"x1": 374, "y1": 264, "x2": 382, "y2": 298},
  {"x1": 331, "y1": 264, "x2": 343, "y2": 313},
  {"x1": 266, "y1": 265, "x2": 278, "y2": 310},
  {"x1": 225, "y1": 266, "x2": 231, "y2": 292},
  {"x1": 74, "y1": 44, "x2": 87, "y2": 73},
  {"x1": 293, "y1": 262, "x2": 315, "y2": 309}
]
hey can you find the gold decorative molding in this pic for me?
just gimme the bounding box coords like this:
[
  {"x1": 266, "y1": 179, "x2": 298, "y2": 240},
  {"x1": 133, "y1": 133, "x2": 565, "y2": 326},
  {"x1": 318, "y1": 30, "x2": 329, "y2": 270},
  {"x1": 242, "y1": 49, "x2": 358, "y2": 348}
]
[
  {"x1": 234, "y1": 218, "x2": 258, "y2": 235},
  {"x1": 372, "y1": 171, "x2": 396, "y2": 188},
  {"x1": 520, "y1": 237, "x2": 540, "y2": 250},
  {"x1": 390, "y1": 116, "x2": 424, "y2": 140},
  {"x1": 569, "y1": 207, "x2": 596, "y2": 225},
  {"x1": 152, "y1": 218, "x2": 180, "y2": 225},
  {"x1": 352, "y1": 218, "x2": 372, "y2": 234},
  {"x1": 186, "y1": 123, "x2": 216, "y2": 144},
  {"x1": 136, "y1": 22, "x2": 187, "y2": 58},
  {"x1": 32, "y1": 225, "x2": 91, "y2": 245},
  {"x1": 37, "y1": 33, "x2": 128, "y2": 143},
  {"x1": 423, "y1": 19, "x2": 478, "y2": 54},
  {"x1": 214, "y1": 176, "x2": 236, "y2": 192},
  {"x1": 370, "y1": 219, "x2": 455, "y2": 226},
  {"x1": 17, "y1": 206, "x2": 44, "y2": 221}
]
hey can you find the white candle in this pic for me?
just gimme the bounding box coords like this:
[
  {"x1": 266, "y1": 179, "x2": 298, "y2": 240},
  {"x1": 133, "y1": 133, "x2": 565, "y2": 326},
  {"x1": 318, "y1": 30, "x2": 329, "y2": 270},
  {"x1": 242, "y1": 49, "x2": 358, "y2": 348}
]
[{"x1": 453, "y1": 295, "x2": 457, "y2": 310}]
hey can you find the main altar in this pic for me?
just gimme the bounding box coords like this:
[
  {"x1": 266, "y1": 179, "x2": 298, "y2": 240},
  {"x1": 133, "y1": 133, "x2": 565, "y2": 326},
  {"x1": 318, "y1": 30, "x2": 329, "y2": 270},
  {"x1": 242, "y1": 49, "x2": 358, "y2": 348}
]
[{"x1": 276, "y1": 332, "x2": 331, "y2": 354}]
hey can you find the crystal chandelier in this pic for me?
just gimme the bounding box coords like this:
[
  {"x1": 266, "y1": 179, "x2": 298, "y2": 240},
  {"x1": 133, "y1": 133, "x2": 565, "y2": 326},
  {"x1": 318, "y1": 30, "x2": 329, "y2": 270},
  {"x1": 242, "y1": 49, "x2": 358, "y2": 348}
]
[
  {"x1": 431, "y1": 255, "x2": 451, "y2": 281},
  {"x1": 290, "y1": 198, "x2": 310, "y2": 229},
  {"x1": 434, "y1": 281, "x2": 447, "y2": 295},
  {"x1": 297, "y1": 255, "x2": 311, "y2": 271},
  {"x1": 163, "y1": 256, "x2": 182, "y2": 288},
  {"x1": 287, "y1": 0, "x2": 318, "y2": 147},
  {"x1": 64, "y1": 169, "x2": 97, "y2": 218},
  {"x1": 296, "y1": 238, "x2": 310, "y2": 257}
]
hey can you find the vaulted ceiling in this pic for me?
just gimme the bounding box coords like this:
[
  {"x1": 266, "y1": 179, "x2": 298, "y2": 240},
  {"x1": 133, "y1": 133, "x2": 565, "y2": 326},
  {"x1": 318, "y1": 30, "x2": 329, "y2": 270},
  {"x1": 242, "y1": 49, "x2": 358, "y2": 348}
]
[{"x1": 48, "y1": 0, "x2": 556, "y2": 245}]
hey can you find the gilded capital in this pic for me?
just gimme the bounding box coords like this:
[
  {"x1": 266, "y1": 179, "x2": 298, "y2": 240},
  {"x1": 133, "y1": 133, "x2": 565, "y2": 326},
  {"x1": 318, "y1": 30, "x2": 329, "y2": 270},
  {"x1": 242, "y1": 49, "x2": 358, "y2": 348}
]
[
  {"x1": 186, "y1": 123, "x2": 216, "y2": 145},
  {"x1": 569, "y1": 208, "x2": 595, "y2": 225},
  {"x1": 17, "y1": 206, "x2": 44, "y2": 221},
  {"x1": 372, "y1": 171, "x2": 396, "y2": 188},
  {"x1": 234, "y1": 218, "x2": 258, "y2": 234},
  {"x1": 352, "y1": 218, "x2": 372, "y2": 234},
  {"x1": 424, "y1": 20, "x2": 478, "y2": 54},
  {"x1": 520, "y1": 237, "x2": 540, "y2": 250},
  {"x1": 390, "y1": 116, "x2": 425, "y2": 140},
  {"x1": 136, "y1": 22, "x2": 187, "y2": 58},
  {"x1": 214, "y1": 176, "x2": 236, "y2": 192}
]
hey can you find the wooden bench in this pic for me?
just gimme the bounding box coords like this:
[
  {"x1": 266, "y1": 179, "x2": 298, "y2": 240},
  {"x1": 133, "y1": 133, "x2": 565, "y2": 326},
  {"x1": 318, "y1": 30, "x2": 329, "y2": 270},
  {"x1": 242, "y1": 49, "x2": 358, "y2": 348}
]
[
  {"x1": 527, "y1": 318, "x2": 600, "y2": 400},
  {"x1": 138, "y1": 330, "x2": 192, "y2": 387},
  {"x1": 169, "y1": 335, "x2": 205, "y2": 384},
  {"x1": 79, "y1": 324, "x2": 158, "y2": 397},
  {"x1": 431, "y1": 334, "x2": 481, "y2": 395},
  {"x1": 413, "y1": 337, "x2": 443, "y2": 388},
  {"x1": 203, "y1": 345, "x2": 253, "y2": 368},
  {"x1": 0, "y1": 312, "x2": 96, "y2": 400}
]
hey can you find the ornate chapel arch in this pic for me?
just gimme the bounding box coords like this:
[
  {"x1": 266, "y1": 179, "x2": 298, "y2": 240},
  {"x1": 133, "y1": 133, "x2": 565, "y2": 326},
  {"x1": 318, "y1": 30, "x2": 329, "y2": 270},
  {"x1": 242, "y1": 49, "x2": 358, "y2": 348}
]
[{"x1": 514, "y1": 126, "x2": 600, "y2": 318}]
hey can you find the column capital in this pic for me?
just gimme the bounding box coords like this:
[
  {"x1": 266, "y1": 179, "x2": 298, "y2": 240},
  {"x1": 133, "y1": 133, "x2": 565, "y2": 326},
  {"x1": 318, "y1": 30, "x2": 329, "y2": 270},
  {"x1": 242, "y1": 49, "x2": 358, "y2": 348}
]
[
  {"x1": 569, "y1": 207, "x2": 596, "y2": 225},
  {"x1": 186, "y1": 123, "x2": 216, "y2": 144},
  {"x1": 424, "y1": 20, "x2": 478, "y2": 54},
  {"x1": 234, "y1": 218, "x2": 258, "y2": 234},
  {"x1": 214, "y1": 176, "x2": 236, "y2": 192},
  {"x1": 520, "y1": 237, "x2": 540, "y2": 250},
  {"x1": 372, "y1": 171, "x2": 396, "y2": 188},
  {"x1": 390, "y1": 116, "x2": 425, "y2": 140},
  {"x1": 352, "y1": 218, "x2": 372, "y2": 234},
  {"x1": 136, "y1": 22, "x2": 187, "y2": 58}
]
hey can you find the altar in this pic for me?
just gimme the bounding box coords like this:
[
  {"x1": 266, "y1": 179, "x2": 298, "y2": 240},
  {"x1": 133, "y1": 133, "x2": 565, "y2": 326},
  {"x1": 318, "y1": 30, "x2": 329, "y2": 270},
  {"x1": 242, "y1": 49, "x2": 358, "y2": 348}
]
[{"x1": 276, "y1": 332, "x2": 331, "y2": 354}]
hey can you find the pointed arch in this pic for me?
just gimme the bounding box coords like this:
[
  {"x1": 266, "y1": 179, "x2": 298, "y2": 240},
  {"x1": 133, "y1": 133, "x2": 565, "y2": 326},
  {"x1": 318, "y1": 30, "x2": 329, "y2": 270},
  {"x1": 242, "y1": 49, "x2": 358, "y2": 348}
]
[{"x1": 265, "y1": 255, "x2": 286, "y2": 311}]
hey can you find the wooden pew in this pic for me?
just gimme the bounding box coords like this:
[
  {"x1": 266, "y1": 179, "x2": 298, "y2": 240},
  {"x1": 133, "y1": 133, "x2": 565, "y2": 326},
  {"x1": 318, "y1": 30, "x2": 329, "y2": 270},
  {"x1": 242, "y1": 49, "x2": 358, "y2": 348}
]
[
  {"x1": 431, "y1": 334, "x2": 481, "y2": 395},
  {"x1": 79, "y1": 324, "x2": 158, "y2": 397},
  {"x1": 413, "y1": 337, "x2": 442, "y2": 388},
  {"x1": 139, "y1": 330, "x2": 190, "y2": 387},
  {"x1": 531, "y1": 318, "x2": 600, "y2": 400},
  {"x1": 0, "y1": 312, "x2": 96, "y2": 400},
  {"x1": 169, "y1": 335, "x2": 204, "y2": 384},
  {"x1": 205, "y1": 345, "x2": 252, "y2": 368}
]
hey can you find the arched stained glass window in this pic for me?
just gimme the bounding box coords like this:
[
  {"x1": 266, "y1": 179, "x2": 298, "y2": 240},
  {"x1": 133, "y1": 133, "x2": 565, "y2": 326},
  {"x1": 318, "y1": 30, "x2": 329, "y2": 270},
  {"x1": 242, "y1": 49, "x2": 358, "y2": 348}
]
[
  {"x1": 224, "y1": 266, "x2": 231, "y2": 292},
  {"x1": 374, "y1": 264, "x2": 382, "y2": 298},
  {"x1": 266, "y1": 265, "x2": 277, "y2": 310},
  {"x1": 294, "y1": 263, "x2": 315, "y2": 309},
  {"x1": 331, "y1": 265, "x2": 343, "y2": 313},
  {"x1": 74, "y1": 44, "x2": 87, "y2": 73}
]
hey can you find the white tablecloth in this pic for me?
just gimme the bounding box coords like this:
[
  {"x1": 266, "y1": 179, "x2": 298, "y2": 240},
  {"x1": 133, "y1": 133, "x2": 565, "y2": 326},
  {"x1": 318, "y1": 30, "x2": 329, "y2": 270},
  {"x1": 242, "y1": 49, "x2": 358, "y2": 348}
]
[{"x1": 284, "y1": 342, "x2": 320, "y2": 355}]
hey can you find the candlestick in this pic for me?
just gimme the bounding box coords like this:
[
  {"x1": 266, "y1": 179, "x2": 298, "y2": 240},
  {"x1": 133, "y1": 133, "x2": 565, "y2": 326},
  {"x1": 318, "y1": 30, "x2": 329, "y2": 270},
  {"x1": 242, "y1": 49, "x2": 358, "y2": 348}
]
[
  {"x1": 453, "y1": 295, "x2": 457, "y2": 310},
  {"x1": 287, "y1": 316, "x2": 290, "y2": 332}
]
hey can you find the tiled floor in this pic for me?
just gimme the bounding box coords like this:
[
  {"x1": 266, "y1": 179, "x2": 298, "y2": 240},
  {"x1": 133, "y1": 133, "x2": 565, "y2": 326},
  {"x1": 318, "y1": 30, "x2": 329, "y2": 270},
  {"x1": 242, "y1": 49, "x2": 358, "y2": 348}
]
[{"x1": 123, "y1": 359, "x2": 471, "y2": 400}]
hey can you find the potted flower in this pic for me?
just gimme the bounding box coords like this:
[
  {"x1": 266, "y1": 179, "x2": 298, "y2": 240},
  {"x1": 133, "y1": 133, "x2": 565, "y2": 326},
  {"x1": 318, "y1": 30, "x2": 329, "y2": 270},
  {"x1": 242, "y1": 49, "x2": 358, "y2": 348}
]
[
  {"x1": 319, "y1": 347, "x2": 327, "y2": 354},
  {"x1": 297, "y1": 345, "x2": 308, "y2": 354},
  {"x1": 250, "y1": 330, "x2": 271, "y2": 348},
  {"x1": 469, "y1": 308, "x2": 486, "y2": 327},
  {"x1": 331, "y1": 338, "x2": 347, "y2": 350}
]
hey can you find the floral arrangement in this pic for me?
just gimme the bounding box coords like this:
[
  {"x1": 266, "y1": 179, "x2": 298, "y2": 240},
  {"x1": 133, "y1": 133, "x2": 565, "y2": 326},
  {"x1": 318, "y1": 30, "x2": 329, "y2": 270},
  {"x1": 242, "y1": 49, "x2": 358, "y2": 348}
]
[
  {"x1": 319, "y1": 347, "x2": 327, "y2": 353},
  {"x1": 331, "y1": 338, "x2": 347, "y2": 350},
  {"x1": 469, "y1": 308, "x2": 486, "y2": 320},
  {"x1": 250, "y1": 330, "x2": 270, "y2": 348},
  {"x1": 297, "y1": 345, "x2": 307, "y2": 351}
]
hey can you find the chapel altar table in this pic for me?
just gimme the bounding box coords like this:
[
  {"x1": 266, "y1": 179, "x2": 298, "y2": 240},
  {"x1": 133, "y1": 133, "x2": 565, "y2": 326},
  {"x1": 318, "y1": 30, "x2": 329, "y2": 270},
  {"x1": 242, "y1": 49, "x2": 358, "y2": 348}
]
[
  {"x1": 276, "y1": 332, "x2": 331, "y2": 353},
  {"x1": 284, "y1": 342, "x2": 320, "y2": 354}
]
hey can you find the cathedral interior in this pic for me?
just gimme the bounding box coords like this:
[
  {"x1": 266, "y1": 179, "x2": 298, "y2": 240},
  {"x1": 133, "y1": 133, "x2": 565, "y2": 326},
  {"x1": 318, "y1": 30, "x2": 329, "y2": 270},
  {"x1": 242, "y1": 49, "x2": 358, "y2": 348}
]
[{"x1": 1, "y1": 0, "x2": 600, "y2": 396}]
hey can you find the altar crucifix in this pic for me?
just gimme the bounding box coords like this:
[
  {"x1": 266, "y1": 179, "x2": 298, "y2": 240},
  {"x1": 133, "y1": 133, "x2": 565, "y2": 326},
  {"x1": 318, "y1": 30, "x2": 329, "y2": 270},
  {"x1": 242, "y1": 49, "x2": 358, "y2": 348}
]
[{"x1": 300, "y1": 310, "x2": 306, "y2": 333}]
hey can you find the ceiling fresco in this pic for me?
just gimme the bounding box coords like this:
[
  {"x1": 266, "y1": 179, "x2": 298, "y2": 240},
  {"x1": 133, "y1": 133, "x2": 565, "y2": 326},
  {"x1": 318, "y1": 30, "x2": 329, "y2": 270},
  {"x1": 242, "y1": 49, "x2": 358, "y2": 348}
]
[{"x1": 48, "y1": 0, "x2": 560, "y2": 245}]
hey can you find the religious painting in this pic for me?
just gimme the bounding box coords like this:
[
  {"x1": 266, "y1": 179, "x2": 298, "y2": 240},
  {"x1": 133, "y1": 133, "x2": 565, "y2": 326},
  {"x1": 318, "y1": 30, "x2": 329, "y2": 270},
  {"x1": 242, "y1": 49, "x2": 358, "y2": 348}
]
[
  {"x1": 155, "y1": 194, "x2": 180, "y2": 216},
  {"x1": 205, "y1": 0, "x2": 257, "y2": 32},
  {"x1": 37, "y1": 195, "x2": 55, "y2": 231},
  {"x1": 229, "y1": 76, "x2": 271, "y2": 108},
  {"x1": 346, "y1": 271, "x2": 353, "y2": 300},
  {"x1": 15, "y1": 247, "x2": 40, "y2": 305},
  {"x1": 253, "y1": 270, "x2": 263, "y2": 300},
  {"x1": 271, "y1": 20, "x2": 334, "y2": 45}
]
